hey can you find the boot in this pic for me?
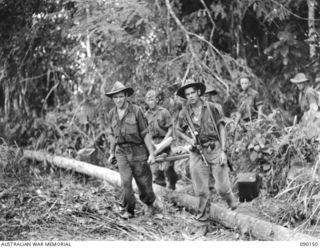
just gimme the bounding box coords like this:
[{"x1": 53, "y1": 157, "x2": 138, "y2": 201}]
[
  {"x1": 119, "y1": 209, "x2": 135, "y2": 219},
  {"x1": 193, "y1": 196, "x2": 210, "y2": 221},
  {"x1": 144, "y1": 204, "x2": 157, "y2": 217}
]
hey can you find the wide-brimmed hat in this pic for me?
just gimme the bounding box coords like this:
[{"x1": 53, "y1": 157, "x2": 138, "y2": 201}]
[
  {"x1": 204, "y1": 84, "x2": 218, "y2": 96},
  {"x1": 238, "y1": 73, "x2": 252, "y2": 83},
  {"x1": 176, "y1": 79, "x2": 206, "y2": 99},
  {"x1": 105, "y1": 81, "x2": 134, "y2": 97},
  {"x1": 290, "y1": 73, "x2": 309, "y2": 84}
]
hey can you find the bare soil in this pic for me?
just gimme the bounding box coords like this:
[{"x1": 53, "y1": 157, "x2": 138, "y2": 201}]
[{"x1": 0, "y1": 163, "x2": 244, "y2": 241}]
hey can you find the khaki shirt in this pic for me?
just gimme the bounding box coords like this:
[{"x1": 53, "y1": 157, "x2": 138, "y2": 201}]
[
  {"x1": 237, "y1": 88, "x2": 262, "y2": 120},
  {"x1": 145, "y1": 106, "x2": 172, "y2": 138},
  {"x1": 108, "y1": 102, "x2": 149, "y2": 145},
  {"x1": 177, "y1": 99, "x2": 224, "y2": 144}
]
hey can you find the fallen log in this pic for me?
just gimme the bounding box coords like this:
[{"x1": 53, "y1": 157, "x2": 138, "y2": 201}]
[{"x1": 22, "y1": 149, "x2": 316, "y2": 241}]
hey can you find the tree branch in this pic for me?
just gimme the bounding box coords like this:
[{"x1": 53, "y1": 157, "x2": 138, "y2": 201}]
[
  {"x1": 199, "y1": 0, "x2": 215, "y2": 42},
  {"x1": 165, "y1": 0, "x2": 230, "y2": 91}
]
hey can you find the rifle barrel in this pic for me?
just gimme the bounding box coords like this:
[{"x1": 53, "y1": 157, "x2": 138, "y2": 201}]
[{"x1": 154, "y1": 154, "x2": 189, "y2": 163}]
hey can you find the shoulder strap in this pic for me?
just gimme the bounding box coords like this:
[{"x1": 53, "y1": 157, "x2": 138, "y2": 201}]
[
  {"x1": 205, "y1": 101, "x2": 221, "y2": 144},
  {"x1": 184, "y1": 107, "x2": 197, "y2": 136}
]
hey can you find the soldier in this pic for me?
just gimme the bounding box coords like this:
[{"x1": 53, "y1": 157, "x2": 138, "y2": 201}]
[
  {"x1": 203, "y1": 84, "x2": 235, "y2": 118},
  {"x1": 234, "y1": 74, "x2": 263, "y2": 127},
  {"x1": 203, "y1": 85, "x2": 224, "y2": 115},
  {"x1": 106, "y1": 81, "x2": 157, "y2": 219},
  {"x1": 290, "y1": 72, "x2": 319, "y2": 122},
  {"x1": 144, "y1": 90, "x2": 179, "y2": 190},
  {"x1": 203, "y1": 85, "x2": 219, "y2": 103},
  {"x1": 175, "y1": 79, "x2": 237, "y2": 222}
]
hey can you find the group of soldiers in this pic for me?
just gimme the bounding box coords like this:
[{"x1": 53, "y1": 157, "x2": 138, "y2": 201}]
[{"x1": 103, "y1": 72, "x2": 320, "y2": 222}]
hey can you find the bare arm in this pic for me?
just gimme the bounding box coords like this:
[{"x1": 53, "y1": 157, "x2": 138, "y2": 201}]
[
  {"x1": 144, "y1": 133, "x2": 156, "y2": 163},
  {"x1": 164, "y1": 127, "x2": 173, "y2": 140},
  {"x1": 219, "y1": 123, "x2": 227, "y2": 151},
  {"x1": 109, "y1": 135, "x2": 116, "y2": 155},
  {"x1": 106, "y1": 111, "x2": 116, "y2": 163},
  {"x1": 175, "y1": 129, "x2": 195, "y2": 146},
  {"x1": 144, "y1": 133, "x2": 155, "y2": 155}
]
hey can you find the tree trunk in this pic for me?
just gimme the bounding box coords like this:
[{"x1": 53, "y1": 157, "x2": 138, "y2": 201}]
[
  {"x1": 4, "y1": 81, "x2": 10, "y2": 121},
  {"x1": 307, "y1": 0, "x2": 316, "y2": 58},
  {"x1": 86, "y1": 4, "x2": 91, "y2": 58},
  {"x1": 22, "y1": 149, "x2": 317, "y2": 241}
]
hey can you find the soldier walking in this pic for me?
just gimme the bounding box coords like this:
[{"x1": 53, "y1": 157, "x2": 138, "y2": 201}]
[
  {"x1": 144, "y1": 89, "x2": 179, "y2": 190},
  {"x1": 106, "y1": 81, "x2": 158, "y2": 219},
  {"x1": 175, "y1": 79, "x2": 237, "y2": 222}
]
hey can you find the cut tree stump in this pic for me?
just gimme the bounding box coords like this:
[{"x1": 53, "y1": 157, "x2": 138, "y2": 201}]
[{"x1": 22, "y1": 149, "x2": 317, "y2": 241}]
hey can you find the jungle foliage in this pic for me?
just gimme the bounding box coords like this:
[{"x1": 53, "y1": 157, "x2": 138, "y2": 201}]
[{"x1": 0, "y1": 0, "x2": 320, "y2": 232}]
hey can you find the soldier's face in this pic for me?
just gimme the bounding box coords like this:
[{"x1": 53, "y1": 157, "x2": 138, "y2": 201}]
[
  {"x1": 185, "y1": 87, "x2": 200, "y2": 105},
  {"x1": 296, "y1": 83, "x2": 304, "y2": 91},
  {"x1": 203, "y1": 93, "x2": 211, "y2": 102},
  {"x1": 112, "y1": 92, "x2": 127, "y2": 109},
  {"x1": 145, "y1": 93, "x2": 157, "y2": 109},
  {"x1": 240, "y1": 78, "x2": 250, "y2": 91}
]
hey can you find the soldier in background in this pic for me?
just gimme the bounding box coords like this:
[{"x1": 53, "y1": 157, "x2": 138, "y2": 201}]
[
  {"x1": 203, "y1": 85, "x2": 219, "y2": 103},
  {"x1": 203, "y1": 85, "x2": 224, "y2": 116},
  {"x1": 290, "y1": 72, "x2": 319, "y2": 122},
  {"x1": 144, "y1": 89, "x2": 179, "y2": 190},
  {"x1": 203, "y1": 85, "x2": 235, "y2": 118},
  {"x1": 106, "y1": 81, "x2": 158, "y2": 219},
  {"x1": 234, "y1": 74, "x2": 263, "y2": 128}
]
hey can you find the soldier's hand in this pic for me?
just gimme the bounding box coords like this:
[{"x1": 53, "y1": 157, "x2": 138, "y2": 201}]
[
  {"x1": 219, "y1": 151, "x2": 228, "y2": 165},
  {"x1": 147, "y1": 153, "x2": 156, "y2": 164}
]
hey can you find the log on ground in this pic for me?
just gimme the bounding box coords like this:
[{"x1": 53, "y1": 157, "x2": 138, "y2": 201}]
[{"x1": 22, "y1": 149, "x2": 316, "y2": 241}]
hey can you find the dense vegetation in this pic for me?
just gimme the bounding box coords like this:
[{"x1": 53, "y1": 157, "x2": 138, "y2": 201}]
[
  {"x1": 0, "y1": 0, "x2": 320, "y2": 239},
  {"x1": 1, "y1": 0, "x2": 319, "y2": 123}
]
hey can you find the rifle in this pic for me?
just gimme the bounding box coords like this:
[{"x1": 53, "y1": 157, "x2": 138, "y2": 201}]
[
  {"x1": 154, "y1": 153, "x2": 189, "y2": 163},
  {"x1": 184, "y1": 112, "x2": 210, "y2": 167}
]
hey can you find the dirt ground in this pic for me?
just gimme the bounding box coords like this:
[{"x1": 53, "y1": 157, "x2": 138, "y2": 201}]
[
  {"x1": 1, "y1": 158, "x2": 319, "y2": 241},
  {"x1": 0, "y1": 162, "x2": 245, "y2": 241}
]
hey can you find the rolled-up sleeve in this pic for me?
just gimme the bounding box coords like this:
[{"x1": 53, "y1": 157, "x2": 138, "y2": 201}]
[
  {"x1": 213, "y1": 103, "x2": 226, "y2": 125},
  {"x1": 162, "y1": 109, "x2": 173, "y2": 129},
  {"x1": 208, "y1": 102, "x2": 225, "y2": 126}
]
